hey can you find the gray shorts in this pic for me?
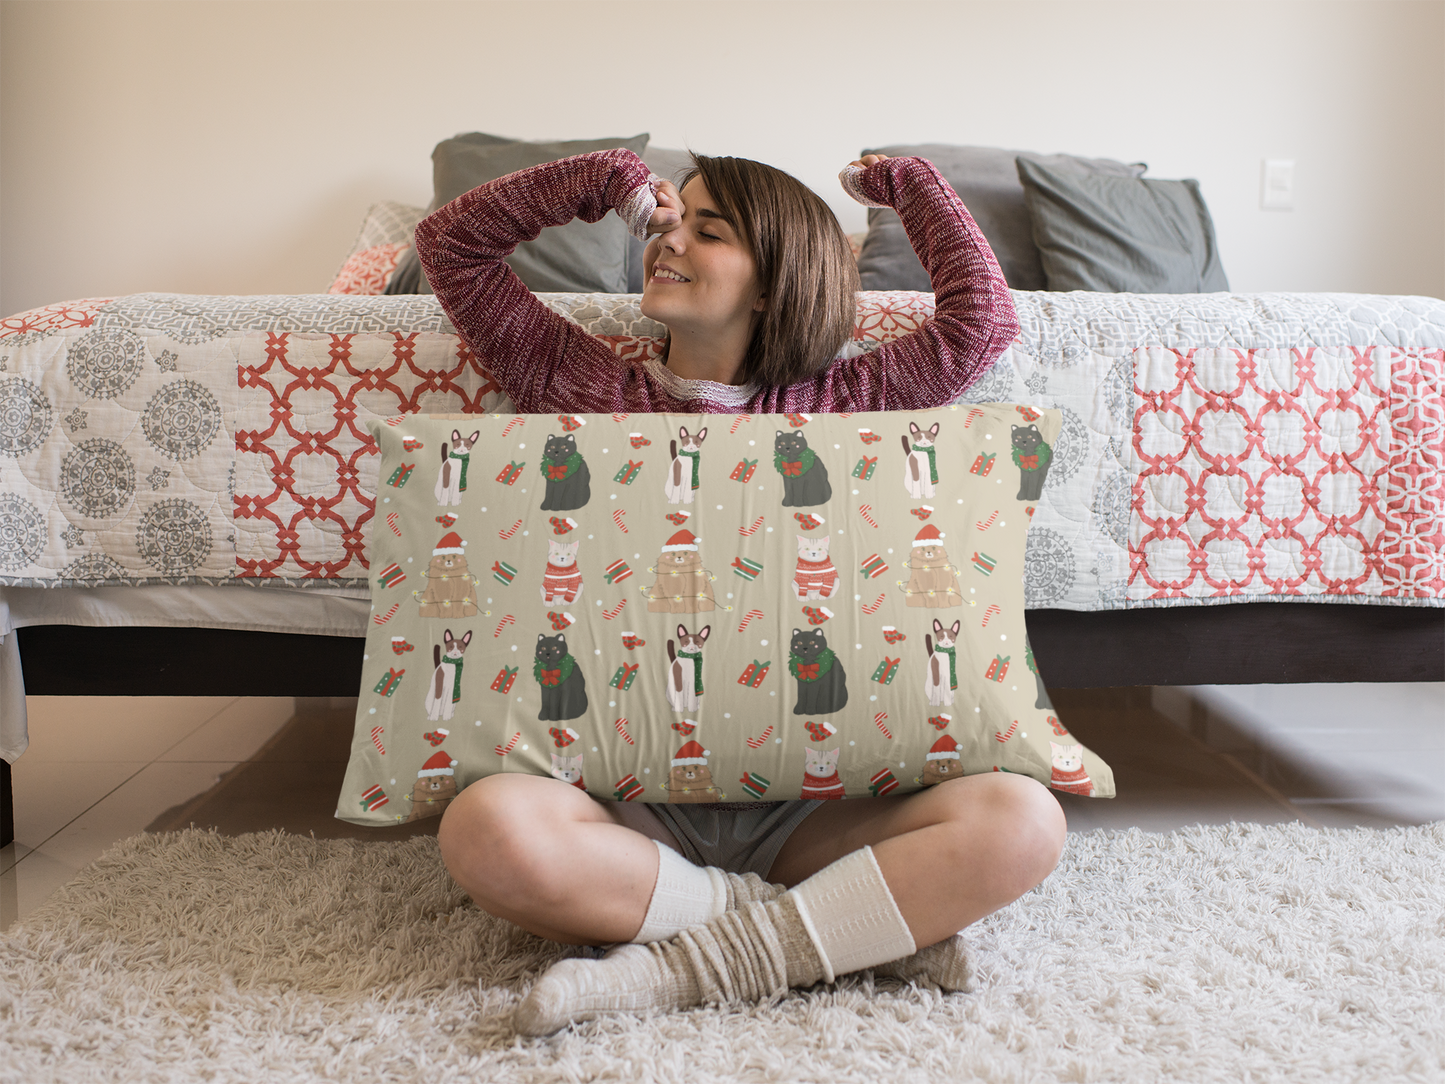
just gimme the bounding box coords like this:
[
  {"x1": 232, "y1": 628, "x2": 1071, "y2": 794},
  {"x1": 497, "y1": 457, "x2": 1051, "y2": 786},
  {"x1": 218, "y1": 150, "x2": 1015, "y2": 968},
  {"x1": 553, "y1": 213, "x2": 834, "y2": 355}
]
[{"x1": 613, "y1": 800, "x2": 822, "y2": 878}]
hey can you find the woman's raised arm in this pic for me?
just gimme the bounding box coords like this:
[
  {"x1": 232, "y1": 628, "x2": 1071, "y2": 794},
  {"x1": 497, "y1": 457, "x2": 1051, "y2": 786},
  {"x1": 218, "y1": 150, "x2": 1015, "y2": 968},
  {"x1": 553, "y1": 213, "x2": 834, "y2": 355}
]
[{"x1": 414, "y1": 149, "x2": 660, "y2": 412}]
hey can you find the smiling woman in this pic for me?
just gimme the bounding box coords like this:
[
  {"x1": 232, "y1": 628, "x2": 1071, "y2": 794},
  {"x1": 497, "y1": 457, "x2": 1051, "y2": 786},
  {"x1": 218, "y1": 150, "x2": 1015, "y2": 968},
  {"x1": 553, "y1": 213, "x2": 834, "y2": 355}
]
[
  {"x1": 639, "y1": 156, "x2": 860, "y2": 388},
  {"x1": 411, "y1": 143, "x2": 1037, "y2": 1036}
]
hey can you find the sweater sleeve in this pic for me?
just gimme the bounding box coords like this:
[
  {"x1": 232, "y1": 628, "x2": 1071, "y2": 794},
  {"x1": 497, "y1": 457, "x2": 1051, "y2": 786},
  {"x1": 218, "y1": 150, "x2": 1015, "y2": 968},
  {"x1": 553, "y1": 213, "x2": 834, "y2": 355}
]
[
  {"x1": 413, "y1": 149, "x2": 659, "y2": 413},
  {"x1": 759, "y1": 156, "x2": 1020, "y2": 414}
]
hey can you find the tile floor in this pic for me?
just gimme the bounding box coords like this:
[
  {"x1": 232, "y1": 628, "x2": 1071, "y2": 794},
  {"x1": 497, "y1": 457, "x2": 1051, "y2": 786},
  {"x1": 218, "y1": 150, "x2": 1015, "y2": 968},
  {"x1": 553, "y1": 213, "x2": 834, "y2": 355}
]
[{"x1": 2, "y1": 684, "x2": 1441, "y2": 932}]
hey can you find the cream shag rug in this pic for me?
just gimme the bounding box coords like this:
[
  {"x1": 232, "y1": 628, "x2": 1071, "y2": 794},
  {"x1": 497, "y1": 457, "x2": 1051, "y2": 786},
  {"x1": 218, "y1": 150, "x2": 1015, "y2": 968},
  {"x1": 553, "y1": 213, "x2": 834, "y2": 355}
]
[{"x1": 2, "y1": 822, "x2": 1442, "y2": 1084}]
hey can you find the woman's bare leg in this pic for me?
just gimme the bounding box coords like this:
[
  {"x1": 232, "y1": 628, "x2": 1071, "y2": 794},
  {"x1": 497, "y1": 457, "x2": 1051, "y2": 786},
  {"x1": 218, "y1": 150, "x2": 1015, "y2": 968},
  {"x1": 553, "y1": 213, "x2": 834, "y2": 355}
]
[
  {"x1": 436, "y1": 774, "x2": 680, "y2": 945},
  {"x1": 767, "y1": 772, "x2": 1067, "y2": 948}
]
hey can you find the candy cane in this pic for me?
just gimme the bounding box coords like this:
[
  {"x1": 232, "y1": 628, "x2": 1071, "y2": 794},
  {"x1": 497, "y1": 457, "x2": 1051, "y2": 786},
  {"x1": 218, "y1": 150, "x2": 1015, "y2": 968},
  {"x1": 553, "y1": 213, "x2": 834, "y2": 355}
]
[
  {"x1": 494, "y1": 732, "x2": 521, "y2": 757},
  {"x1": 982, "y1": 604, "x2": 1001, "y2": 628},
  {"x1": 603, "y1": 599, "x2": 626, "y2": 620},
  {"x1": 494, "y1": 613, "x2": 515, "y2": 638},
  {"x1": 995, "y1": 720, "x2": 1020, "y2": 743},
  {"x1": 739, "y1": 515, "x2": 764, "y2": 536},
  {"x1": 612, "y1": 413, "x2": 629, "y2": 424},
  {"x1": 838, "y1": 412, "x2": 854, "y2": 418},
  {"x1": 501, "y1": 416, "x2": 525, "y2": 436},
  {"x1": 614, "y1": 718, "x2": 635, "y2": 745},
  {"x1": 861, "y1": 592, "x2": 885, "y2": 615},
  {"x1": 371, "y1": 726, "x2": 386, "y2": 755},
  {"x1": 384, "y1": 416, "x2": 404, "y2": 427},
  {"x1": 730, "y1": 414, "x2": 752, "y2": 434},
  {"x1": 874, "y1": 712, "x2": 893, "y2": 740},
  {"x1": 976, "y1": 511, "x2": 999, "y2": 532},
  {"x1": 965, "y1": 407, "x2": 985, "y2": 428},
  {"x1": 386, "y1": 512, "x2": 402, "y2": 536},
  {"x1": 613, "y1": 509, "x2": 628, "y2": 533},
  {"x1": 498, "y1": 518, "x2": 522, "y2": 540},
  {"x1": 858, "y1": 504, "x2": 879, "y2": 528},
  {"x1": 372, "y1": 603, "x2": 400, "y2": 625},
  {"x1": 746, "y1": 725, "x2": 774, "y2": 750},
  {"x1": 737, "y1": 608, "x2": 765, "y2": 633}
]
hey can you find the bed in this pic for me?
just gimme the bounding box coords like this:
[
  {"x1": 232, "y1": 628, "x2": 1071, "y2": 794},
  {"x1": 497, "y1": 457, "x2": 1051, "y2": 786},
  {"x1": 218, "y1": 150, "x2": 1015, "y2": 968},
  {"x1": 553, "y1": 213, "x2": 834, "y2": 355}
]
[{"x1": 2, "y1": 136, "x2": 1442, "y2": 847}]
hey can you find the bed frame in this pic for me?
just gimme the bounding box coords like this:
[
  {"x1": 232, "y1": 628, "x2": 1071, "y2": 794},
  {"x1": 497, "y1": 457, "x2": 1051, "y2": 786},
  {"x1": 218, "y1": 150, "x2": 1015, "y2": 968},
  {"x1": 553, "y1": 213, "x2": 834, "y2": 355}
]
[{"x1": 3, "y1": 603, "x2": 1440, "y2": 848}]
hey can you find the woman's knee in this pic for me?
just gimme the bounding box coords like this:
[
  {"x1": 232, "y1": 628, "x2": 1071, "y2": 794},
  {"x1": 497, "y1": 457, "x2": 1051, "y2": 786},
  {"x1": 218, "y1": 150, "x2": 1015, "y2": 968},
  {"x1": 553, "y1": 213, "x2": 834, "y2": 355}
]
[
  {"x1": 437, "y1": 776, "x2": 570, "y2": 905},
  {"x1": 935, "y1": 773, "x2": 1067, "y2": 893}
]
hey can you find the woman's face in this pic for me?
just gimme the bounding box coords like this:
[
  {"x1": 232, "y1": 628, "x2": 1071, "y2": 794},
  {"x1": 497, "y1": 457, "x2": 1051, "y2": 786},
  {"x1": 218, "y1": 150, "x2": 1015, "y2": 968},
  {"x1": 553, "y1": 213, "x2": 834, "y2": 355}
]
[{"x1": 639, "y1": 177, "x2": 765, "y2": 339}]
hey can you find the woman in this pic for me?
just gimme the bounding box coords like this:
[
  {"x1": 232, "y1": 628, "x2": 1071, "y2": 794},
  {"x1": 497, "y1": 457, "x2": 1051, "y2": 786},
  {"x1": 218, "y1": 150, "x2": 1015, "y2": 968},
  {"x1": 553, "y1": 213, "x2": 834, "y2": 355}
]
[{"x1": 416, "y1": 148, "x2": 1066, "y2": 1036}]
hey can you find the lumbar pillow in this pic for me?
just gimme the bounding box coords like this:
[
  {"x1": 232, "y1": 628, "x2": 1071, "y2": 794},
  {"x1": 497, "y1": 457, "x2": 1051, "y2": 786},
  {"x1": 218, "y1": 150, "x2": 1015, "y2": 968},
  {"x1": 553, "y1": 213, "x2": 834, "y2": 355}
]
[{"x1": 336, "y1": 409, "x2": 1114, "y2": 827}]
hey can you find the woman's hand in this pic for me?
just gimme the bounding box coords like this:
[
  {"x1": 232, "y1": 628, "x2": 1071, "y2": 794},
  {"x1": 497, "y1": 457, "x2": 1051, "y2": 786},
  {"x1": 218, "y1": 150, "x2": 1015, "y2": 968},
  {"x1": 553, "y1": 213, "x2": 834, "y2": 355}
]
[
  {"x1": 646, "y1": 179, "x2": 684, "y2": 235},
  {"x1": 847, "y1": 154, "x2": 891, "y2": 171}
]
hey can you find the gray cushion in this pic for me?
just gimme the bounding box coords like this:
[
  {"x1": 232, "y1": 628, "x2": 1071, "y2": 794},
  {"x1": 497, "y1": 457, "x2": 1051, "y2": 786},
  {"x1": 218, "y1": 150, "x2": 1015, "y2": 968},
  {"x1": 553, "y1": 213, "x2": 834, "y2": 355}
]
[
  {"x1": 1016, "y1": 156, "x2": 1229, "y2": 293},
  {"x1": 625, "y1": 146, "x2": 697, "y2": 292},
  {"x1": 387, "y1": 132, "x2": 649, "y2": 296},
  {"x1": 854, "y1": 144, "x2": 1146, "y2": 292}
]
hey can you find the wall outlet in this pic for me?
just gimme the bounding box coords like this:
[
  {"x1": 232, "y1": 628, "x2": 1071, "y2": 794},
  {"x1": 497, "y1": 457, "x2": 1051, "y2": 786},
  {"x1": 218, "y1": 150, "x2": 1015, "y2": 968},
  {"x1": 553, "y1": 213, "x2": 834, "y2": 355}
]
[{"x1": 1261, "y1": 159, "x2": 1294, "y2": 210}]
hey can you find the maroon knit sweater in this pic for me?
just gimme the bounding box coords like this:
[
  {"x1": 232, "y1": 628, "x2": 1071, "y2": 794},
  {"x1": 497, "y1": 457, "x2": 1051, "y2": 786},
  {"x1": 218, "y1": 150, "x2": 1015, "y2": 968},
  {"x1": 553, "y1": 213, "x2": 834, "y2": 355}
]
[{"x1": 415, "y1": 149, "x2": 1018, "y2": 413}]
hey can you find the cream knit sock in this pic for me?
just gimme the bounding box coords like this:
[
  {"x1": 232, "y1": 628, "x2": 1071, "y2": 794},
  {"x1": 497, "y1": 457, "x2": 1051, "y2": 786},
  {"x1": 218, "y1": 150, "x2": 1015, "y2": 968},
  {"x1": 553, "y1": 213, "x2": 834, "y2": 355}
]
[
  {"x1": 631, "y1": 841, "x2": 786, "y2": 943},
  {"x1": 514, "y1": 845, "x2": 917, "y2": 1036},
  {"x1": 870, "y1": 933, "x2": 973, "y2": 992}
]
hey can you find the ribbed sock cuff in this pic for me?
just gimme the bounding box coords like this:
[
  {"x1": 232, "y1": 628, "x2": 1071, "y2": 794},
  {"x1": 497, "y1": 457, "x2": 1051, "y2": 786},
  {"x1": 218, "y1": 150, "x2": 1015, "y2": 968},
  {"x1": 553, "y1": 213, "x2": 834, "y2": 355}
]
[
  {"x1": 786, "y1": 845, "x2": 916, "y2": 982},
  {"x1": 631, "y1": 840, "x2": 727, "y2": 943}
]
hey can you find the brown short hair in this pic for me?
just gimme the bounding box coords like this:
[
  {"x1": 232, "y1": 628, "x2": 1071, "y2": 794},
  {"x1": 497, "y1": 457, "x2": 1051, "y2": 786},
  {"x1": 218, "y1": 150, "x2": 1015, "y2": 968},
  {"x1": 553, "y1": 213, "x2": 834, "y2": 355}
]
[{"x1": 679, "y1": 154, "x2": 859, "y2": 388}]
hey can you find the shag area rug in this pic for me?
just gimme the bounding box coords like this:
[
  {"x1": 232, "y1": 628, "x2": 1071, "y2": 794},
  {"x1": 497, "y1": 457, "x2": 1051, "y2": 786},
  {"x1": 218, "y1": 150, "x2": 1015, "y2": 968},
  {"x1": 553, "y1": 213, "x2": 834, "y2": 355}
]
[{"x1": 1, "y1": 822, "x2": 1442, "y2": 1083}]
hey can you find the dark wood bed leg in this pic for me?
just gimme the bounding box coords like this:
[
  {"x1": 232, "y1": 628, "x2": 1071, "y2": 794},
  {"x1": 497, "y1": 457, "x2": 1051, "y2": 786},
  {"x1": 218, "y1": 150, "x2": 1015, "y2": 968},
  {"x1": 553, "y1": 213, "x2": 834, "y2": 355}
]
[{"x1": 2, "y1": 757, "x2": 12, "y2": 850}]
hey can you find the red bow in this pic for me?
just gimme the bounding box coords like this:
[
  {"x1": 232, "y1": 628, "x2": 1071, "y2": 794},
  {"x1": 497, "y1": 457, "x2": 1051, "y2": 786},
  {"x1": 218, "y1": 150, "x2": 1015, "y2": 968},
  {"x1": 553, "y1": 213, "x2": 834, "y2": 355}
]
[
  {"x1": 781, "y1": 461, "x2": 804, "y2": 476},
  {"x1": 796, "y1": 662, "x2": 820, "y2": 680},
  {"x1": 1018, "y1": 454, "x2": 1039, "y2": 470},
  {"x1": 540, "y1": 668, "x2": 562, "y2": 686},
  {"x1": 546, "y1": 463, "x2": 570, "y2": 480}
]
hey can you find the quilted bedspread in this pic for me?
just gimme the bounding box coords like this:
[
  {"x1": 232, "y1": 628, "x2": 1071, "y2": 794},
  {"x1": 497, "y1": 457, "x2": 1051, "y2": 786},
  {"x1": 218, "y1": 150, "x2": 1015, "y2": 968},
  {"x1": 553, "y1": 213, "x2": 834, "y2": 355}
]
[{"x1": 0, "y1": 290, "x2": 1441, "y2": 610}]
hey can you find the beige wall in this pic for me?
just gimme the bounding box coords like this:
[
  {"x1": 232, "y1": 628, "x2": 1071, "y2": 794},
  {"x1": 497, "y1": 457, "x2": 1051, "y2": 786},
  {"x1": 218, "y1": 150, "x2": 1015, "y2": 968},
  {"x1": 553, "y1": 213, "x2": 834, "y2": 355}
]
[{"x1": 2, "y1": 0, "x2": 1442, "y2": 318}]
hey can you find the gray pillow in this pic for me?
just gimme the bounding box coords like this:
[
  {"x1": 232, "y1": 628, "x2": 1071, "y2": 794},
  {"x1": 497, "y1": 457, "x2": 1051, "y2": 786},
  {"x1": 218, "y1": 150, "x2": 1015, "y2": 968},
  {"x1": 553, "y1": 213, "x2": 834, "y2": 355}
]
[
  {"x1": 1016, "y1": 156, "x2": 1229, "y2": 293},
  {"x1": 386, "y1": 132, "x2": 649, "y2": 296},
  {"x1": 625, "y1": 145, "x2": 697, "y2": 292},
  {"x1": 854, "y1": 144, "x2": 1147, "y2": 292}
]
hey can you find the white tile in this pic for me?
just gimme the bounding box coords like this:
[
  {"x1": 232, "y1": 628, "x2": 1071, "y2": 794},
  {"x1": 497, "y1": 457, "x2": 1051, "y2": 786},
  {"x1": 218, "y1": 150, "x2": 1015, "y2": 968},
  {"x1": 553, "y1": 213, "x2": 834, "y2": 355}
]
[
  {"x1": 0, "y1": 843, "x2": 87, "y2": 933},
  {"x1": 21, "y1": 696, "x2": 239, "y2": 764},
  {"x1": 28, "y1": 760, "x2": 239, "y2": 873},
  {"x1": 158, "y1": 697, "x2": 296, "y2": 763},
  {"x1": 5, "y1": 759, "x2": 149, "y2": 868}
]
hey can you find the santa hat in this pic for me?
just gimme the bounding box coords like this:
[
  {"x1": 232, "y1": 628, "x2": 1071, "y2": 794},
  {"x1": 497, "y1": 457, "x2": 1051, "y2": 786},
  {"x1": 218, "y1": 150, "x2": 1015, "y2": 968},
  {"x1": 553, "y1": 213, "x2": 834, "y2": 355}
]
[
  {"x1": 661, "y1": 529, "x2": 701, "y2": 553},
  {"x1": 672, "y1": 739, "x2": 710, "y2": 766},
  {"x1": 925, "y1": 734, "x2": 961, "y2": 762},
  {"x1": 912, "y1": 524, "x2": 946, "y2": 548},
  {"x1": 433, "y1": 531, "x2": 467, "y2": 556},
  {"x1": 417, "y1": 750, "x2": 458, "y2": 777}
]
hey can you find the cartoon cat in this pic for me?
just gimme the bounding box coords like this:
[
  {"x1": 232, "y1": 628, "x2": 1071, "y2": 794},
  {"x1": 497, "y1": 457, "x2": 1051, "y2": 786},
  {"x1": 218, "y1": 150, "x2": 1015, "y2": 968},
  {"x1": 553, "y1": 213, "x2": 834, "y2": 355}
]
[
  {"x1": 664, "y1": 739, "x2": 722, "y2": 803},
  {"x1": 791, "y1": 534, "x2": 839, "y2": 600},
  {"x1": 418, "y1": 531, "x2": 478, "y2": 618},
  {"x1": 924, "y1": 618, "x2": 961, "y2": 708},
  {"x1": 1050, "y1": 742, "x2": 1094, "y2": 796},
  {"x1": 903, "y1": 524, "x2": 963, "y2": 609},
  {"x1": 550, "y1": 752, "x2": 586, "y2": 791},
  {"x1": 645, "y1": 529, "x2": 716, "y2": 613},
  {"x1": 1027, "y1": 635, "x2": 1055, "y2": 710},
  {"x1": 799, "y1": 747, "x2": 845, "y2": 800},
  {"x1": 435, "y1": 428, "x2": 479, "y2": 507},
  {"x1": 406, "y1": 751, "x2": 458, "y2": 822},
  {"x1": 424, "y1": 628, "x2": 472, "y2": 722},
  {"x1": 540, "y1": 432, "x2": 591, "y2": 511},
  {"x1": 665, "y1": 425, "x2": 706, "y2": 505},
  {"x1": 902, "y1": 421, "x2": 941, "y2": 500},
  {"x1": 788, "y1": 627, "x2": 848, "y2": 716},
  {"x1": 666, "y1": 623, "x2": 710, "y2": 713},
  {"x1": 920, "y1": 733, "x2": 965, "y2": 787},
  {"x1": 534, "y1": 632, "x2": 588, "y2": 722},
  {"x1": 774, "y1": 430, "x2": 831, "y2": 507},
  {"x1": 1011, "y1": 424, "x2": 1053, "y2": 502},
  {"x1": 540, "y1": 539, "x2": 584, "y2": 605}
]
